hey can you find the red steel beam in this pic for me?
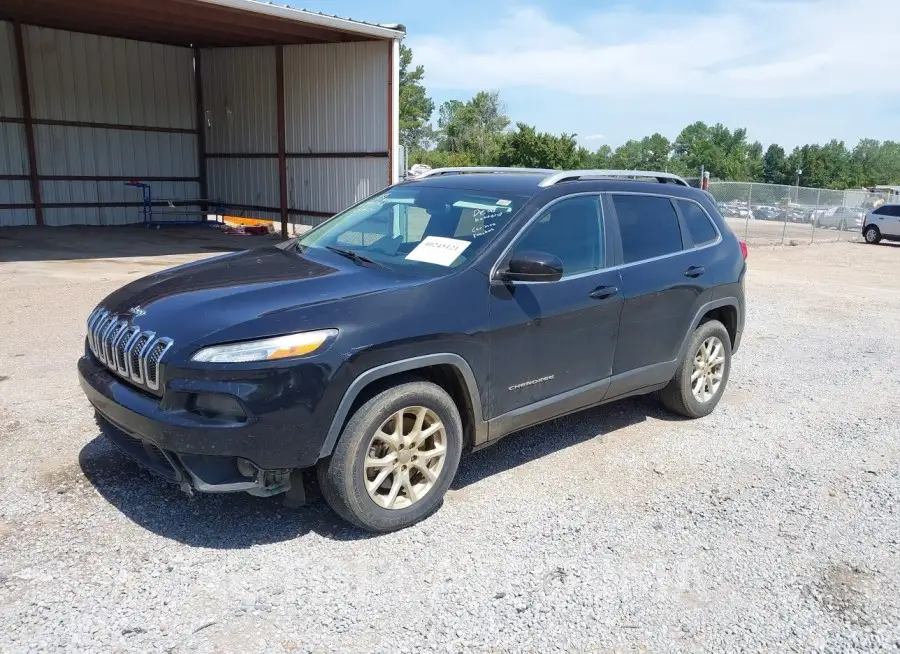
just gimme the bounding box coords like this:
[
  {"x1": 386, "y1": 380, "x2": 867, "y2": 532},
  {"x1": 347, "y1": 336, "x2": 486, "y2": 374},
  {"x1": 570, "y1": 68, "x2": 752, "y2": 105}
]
[
  {"x1": 193, "y1": 47, "x2": 209, "y2": 215},
  {"x1": 276, "y1": 45, "x2": 288, "y2": 240},
  {"x1": 386, "y1": 40, "x2": 393, "y2": 185},
  {"x1": 12, "y1": 20, "x2": 43, "y2": 226}
]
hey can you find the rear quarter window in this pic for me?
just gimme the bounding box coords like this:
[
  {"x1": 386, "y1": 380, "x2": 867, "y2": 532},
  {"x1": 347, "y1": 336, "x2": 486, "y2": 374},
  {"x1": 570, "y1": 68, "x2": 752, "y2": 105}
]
[
  {"x1": 676, "y1": 200, "x2": 719, "y2": 246},
  {"x1": 875, "y1": 204, "x2": 900, "y2": 217}
]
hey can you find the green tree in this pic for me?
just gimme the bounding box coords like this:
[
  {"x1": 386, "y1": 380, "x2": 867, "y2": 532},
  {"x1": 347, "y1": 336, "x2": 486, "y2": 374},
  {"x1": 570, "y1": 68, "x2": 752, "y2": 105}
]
[
  {"x1": 398, "y1": 45, "x2": 435, "y2": 151},
  {"x1": 436, "y1": 92, "x2": 510, "y2": 165},
  {"x1": 589, "y1": 145, "x2": 613, "y2": 168},
  {"x1": 746, "y1": 141, "x2": 764, "y2": 182},
  {"x1": 762, "y1": 144, "x2": 787, "y2": 184},
  {"x1": 496, "y1": 123, "x2": 589, "y2": 169}
]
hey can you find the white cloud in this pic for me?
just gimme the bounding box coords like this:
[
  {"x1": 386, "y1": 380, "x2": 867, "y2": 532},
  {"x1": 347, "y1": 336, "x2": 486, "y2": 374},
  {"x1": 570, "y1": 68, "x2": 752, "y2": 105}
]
[
  {"x1": 409, "y1": 0, "x2": 900, "y2": 100},
  {"x1": 582, "y1": 134, "x2": 606, "y2": 141}
]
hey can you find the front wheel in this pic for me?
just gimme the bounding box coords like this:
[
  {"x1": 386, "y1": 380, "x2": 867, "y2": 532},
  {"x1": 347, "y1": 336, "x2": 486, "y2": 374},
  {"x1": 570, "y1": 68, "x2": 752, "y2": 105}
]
[
  {"x1": 864, "y1": 225, "x2": 881, "y2": 244},
  {"x1": 318, "y1": 380, "x2": 463, "y2": 532},
  {"x1": 660, "y1": 320, "x2": 732, "y2": 419}
]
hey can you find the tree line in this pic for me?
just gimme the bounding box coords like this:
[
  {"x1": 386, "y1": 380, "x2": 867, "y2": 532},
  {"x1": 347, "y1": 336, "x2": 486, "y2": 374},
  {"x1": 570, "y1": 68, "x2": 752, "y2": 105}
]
[{"x1": 399, "y1": 45, "x2": 900, "y2": 190}]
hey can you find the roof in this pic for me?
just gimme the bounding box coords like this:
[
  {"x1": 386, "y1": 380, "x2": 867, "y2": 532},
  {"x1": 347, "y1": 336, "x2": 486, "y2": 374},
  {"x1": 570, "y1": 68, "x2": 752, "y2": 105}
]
[
  {"x1": 403, "y1": 173, "x2": 550, "y2": 196},
  {"x1": 1, "y1": 0, "x2": 405, "y2": 47},
  {"x1": 405, "y1": 172, "x2": 711, "y2": 201}
]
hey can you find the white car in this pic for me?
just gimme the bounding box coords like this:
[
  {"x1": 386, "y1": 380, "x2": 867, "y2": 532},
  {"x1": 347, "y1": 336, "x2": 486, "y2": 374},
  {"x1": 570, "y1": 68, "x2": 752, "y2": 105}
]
[
  {"x1": 863, "y1": 204, "x2": 900, "y2": 244},
  {"x1": 815, "y1": 206, "x2": 864, "y2": 230}
]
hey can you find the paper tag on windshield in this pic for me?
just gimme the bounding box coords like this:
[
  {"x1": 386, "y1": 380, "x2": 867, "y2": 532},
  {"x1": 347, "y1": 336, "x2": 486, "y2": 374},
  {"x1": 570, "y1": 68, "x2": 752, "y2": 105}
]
[{"x1": 405, "y1": 236, "x2": 471, "y2": 267}]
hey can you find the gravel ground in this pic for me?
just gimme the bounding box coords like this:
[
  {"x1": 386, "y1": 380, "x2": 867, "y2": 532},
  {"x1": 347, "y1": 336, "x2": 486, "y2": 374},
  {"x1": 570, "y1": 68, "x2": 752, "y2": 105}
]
[
  {"x1": 724, "y1": 216, "x2": 864, "y2": 247},
  {"x1": 1, "y1": 229, "x2": 899, "y2": 653}
]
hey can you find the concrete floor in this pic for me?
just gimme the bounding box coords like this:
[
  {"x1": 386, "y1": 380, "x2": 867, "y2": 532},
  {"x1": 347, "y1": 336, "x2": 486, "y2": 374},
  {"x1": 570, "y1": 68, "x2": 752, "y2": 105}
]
[{"x1": 0, "y1": 224, "x2": 284, "y2": 264}]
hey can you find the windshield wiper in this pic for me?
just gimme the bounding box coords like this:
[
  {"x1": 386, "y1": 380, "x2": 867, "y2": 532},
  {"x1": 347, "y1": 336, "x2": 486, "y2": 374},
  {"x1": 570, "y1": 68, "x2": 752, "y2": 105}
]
[{"x1": 325, "y1": 246, "x2": 389, "y2": 270}]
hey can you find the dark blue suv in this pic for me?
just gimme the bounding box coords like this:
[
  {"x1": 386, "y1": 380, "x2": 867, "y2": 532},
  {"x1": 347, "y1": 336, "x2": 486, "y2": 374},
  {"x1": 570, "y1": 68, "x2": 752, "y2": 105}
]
[{"x1": 78, "y1": 167, "x2": 747, "y2": 532}]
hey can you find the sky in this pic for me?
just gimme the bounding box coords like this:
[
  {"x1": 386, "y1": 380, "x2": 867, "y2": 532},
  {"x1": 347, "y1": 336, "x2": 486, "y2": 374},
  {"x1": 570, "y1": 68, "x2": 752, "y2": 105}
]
[{"x1": 294, "y1": 0, "x2": 900, "y2": 151}]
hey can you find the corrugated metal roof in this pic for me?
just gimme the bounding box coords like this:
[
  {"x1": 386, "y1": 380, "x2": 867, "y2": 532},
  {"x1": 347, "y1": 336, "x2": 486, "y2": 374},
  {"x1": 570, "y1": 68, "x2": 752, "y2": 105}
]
[
  {"x1": 196, "y1": 1, "x2": 406, "y2": 40},
  {"x1": 0, "y1": 1, "x2": 404, "y2": 48}
]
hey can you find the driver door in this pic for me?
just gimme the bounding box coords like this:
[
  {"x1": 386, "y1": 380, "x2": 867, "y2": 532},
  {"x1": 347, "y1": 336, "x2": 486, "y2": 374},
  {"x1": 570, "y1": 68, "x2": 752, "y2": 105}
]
[{"x1": 487, "y1": 194, "x2": 623, "y2": 421}]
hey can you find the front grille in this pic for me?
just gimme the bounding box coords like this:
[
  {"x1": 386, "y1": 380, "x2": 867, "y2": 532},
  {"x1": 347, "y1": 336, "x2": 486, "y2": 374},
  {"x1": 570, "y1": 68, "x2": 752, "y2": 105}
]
[{"x1": 86, "y1": 307, "x2": 174, "y2": 392}]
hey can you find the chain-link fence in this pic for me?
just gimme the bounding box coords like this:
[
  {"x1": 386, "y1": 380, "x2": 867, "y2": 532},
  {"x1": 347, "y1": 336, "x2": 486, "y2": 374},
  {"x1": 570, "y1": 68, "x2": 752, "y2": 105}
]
[{"x1": 707, "y1": 181, "x2": 889, "y2": 246}]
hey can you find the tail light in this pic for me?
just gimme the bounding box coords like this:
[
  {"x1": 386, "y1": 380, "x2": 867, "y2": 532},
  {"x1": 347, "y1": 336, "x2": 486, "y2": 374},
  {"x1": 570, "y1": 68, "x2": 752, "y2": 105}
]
[{"x1": 739, "y1": 240, "x2": 748, "y2": 260}]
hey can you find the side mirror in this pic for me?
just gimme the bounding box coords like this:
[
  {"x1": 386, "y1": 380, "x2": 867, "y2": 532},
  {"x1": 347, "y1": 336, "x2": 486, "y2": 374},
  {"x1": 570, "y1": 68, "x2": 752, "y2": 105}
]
[{"x1": 497, "y1": 250, "x2": 563, "y2": 283}]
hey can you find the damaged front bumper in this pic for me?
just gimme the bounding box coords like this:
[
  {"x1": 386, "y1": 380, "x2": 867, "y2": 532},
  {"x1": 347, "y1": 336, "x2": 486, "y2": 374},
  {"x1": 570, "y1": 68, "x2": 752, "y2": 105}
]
[{"x1": 95, "y1": 412, "x2": 293, "y2": 497}]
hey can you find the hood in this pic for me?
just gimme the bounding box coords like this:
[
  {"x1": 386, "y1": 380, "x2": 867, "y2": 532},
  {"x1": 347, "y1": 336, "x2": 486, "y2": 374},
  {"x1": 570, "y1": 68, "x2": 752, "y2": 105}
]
[{"x1": 99, "y1": 245, "x2": 416, "y2": 345}]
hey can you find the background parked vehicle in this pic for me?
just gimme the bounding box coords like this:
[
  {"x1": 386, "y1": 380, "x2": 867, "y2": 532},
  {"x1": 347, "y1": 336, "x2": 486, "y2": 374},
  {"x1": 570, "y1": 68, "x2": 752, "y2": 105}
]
[
  {"x1": 814, "y1": 206, "x2": 864, "y2": 230},
  {"x1": 863, "y1": 204, "x2": 900, "y2": 244}
]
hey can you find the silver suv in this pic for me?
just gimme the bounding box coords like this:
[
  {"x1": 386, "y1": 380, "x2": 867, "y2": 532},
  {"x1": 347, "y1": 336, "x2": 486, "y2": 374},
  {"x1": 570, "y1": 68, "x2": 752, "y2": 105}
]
[{"x1": 863, "y1": 204, "x2": 900, "y2": 244}]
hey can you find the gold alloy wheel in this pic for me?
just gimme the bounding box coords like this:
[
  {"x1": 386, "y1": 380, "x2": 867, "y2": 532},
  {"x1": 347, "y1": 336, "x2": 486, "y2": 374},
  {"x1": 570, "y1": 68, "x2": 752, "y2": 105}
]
[
  {"x1": 364, "y1": 406, "x2": 447, "y2": 510},
  {"x1": 691, "y1": 336, "x2": 726, "y2": 403}
]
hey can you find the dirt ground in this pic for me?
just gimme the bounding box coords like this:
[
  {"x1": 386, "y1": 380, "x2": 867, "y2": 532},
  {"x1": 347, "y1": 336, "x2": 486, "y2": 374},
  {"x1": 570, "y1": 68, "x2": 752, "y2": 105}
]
[{"x1": 0, "y1": 227, "x2": 898, "y2": 652}]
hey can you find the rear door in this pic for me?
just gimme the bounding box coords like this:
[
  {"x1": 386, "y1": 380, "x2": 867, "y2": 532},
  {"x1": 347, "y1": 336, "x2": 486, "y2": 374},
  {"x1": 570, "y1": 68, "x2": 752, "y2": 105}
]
[{"x1": 606, "y1": 193, "x2": 719, "y2": 384}]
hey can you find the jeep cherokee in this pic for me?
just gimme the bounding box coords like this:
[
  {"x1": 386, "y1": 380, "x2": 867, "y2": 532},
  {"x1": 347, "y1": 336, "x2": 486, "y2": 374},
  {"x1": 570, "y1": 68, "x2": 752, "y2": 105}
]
[{"x1": 78, "y1": 167, "x2": 747, "y2": 532}]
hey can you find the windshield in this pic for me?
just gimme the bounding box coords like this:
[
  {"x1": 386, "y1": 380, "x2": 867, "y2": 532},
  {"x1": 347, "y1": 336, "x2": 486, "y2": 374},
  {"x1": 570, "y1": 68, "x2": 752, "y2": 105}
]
[{"x1": 296, "y1": 184, "x2": 526, "y2": 276}]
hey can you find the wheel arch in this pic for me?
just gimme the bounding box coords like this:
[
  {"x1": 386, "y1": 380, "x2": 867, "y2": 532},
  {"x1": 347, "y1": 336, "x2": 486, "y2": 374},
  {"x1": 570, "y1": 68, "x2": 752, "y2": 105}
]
[
  {"x1": 676, "y1": 299, "x2": 741, "y2": 364},
  {"x1": 318, "y1": 354, "x2": 486, "y2": 460}
]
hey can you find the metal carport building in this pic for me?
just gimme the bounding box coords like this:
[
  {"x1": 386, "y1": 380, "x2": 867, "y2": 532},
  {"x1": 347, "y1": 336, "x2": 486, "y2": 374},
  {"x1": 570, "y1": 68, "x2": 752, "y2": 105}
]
[{"x1": 0, "y1": 0, "x2": 403, "y2": 238}]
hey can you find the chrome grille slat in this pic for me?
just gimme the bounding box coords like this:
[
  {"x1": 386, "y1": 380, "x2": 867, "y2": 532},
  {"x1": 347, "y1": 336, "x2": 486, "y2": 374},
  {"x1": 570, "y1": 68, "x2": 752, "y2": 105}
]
[
  {"x1": 84, "y1": 309, "x2": 173, "y2": 394},
  {"x1": 116, "y1": 326, "x2": 140, "y2": 375},
  {"x1": 104, "y1": 321, "x2": 128, "y2": 365},
  {"x1": 129, "y1": 333, "x2": 152, "y2": 384},
  {"x1": 145, "y1": 338, "x2": 173, "y2": 391},
  {"x1": 98, "y1": 316, "x2": 119, "y2": 364},
  {"x1": 136, "y1": 331, "x2": 157, "y2": 386}
]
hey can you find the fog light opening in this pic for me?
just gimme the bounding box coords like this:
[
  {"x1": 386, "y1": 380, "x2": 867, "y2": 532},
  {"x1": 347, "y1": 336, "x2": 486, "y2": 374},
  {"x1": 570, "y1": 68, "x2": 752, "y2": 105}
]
[{"x1": 236, "y1": 458, "x2": 257, "y2": 478}]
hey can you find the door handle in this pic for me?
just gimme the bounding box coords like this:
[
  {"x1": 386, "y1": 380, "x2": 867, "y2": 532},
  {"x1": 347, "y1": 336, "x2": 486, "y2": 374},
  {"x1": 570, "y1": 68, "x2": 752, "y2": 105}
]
[
  {"x1": 589, "y1": 285, "x2": 619, "y2": 300},
  {"x1": 684, "y1": 266, "x2": 706, "y2": 278}
]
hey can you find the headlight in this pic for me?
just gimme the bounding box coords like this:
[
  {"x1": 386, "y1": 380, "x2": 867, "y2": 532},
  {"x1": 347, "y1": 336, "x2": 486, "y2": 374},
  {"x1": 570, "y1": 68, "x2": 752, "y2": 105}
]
[{"x1": 191, "y1": 329, "x2": 338, "y2": 363}]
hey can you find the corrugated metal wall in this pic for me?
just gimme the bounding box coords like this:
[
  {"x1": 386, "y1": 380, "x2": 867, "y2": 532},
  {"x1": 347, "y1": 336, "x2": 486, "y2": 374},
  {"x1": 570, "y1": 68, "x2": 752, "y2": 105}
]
[
  {"x1": 3, "y1": 19, "x2": 395, "y2": 231},
  {"x1": 202, "y1": 47, "x2": 277, "y2": 153},
  {"x1": 201, "y1": 46, "x2": 279, "y2": 217},
  {"x1": 26, "y1": 26, "x2": 199, "y2": 225},
  {"x1": 26, "y1": 28, "x2": 195, "y2": 129},
  {"x1": 283, "y1": 42, "x2": 388, "y2": 153},
  {"x1": 0, "y1": 20, "x2": 34, "y2": 227},
  {"x1": 1, "y1": 25, "x2": 200, "y2": 227},
  {"x1": 283, "y1": 42, "x2": 389, "y2": 222},
  {"x1": 200, "y1": 41, "x2": 390, "y2": 227}
]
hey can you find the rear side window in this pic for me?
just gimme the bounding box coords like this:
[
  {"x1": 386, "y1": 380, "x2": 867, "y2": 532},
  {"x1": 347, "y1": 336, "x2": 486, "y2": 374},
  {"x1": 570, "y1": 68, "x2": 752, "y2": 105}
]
[
  {"x1": 676, "y1": 200, "x2": 719, "y2": 246},
  {"x1": 612, "y1": 195, "x2": 684, "y2": 264}
]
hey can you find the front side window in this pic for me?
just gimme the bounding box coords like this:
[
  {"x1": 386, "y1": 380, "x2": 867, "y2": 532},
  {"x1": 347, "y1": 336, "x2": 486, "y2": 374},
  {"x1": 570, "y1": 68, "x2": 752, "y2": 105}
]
[
  {"x1": 676, "y1": 199, "x2": 719, "y2": 247},
  {"x1": 296, "y1": 185, "x2": 526, "y2": 276},
  {"x1": 612, "y1": 194, "x2": 684, "y2": 264},
  {"x1": 510, "y1": 195, "x2": 604, "y2": 276}
]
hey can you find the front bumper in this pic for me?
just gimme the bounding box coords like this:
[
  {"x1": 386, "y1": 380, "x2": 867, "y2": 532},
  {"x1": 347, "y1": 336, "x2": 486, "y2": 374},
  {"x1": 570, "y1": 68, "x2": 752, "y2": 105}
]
[{"x1": 78, "y1": 355, "x2": 329, "y2": 491}]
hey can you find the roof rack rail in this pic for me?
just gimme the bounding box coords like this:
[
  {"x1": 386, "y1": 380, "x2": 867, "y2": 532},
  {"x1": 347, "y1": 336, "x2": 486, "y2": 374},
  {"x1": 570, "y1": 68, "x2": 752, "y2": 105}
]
[
  {"x1": 538, "y1": 169, "x2": 690, "y2": 188},
  {"x1": 415, "y1": 166, "x2": 557, "y2": 179}
]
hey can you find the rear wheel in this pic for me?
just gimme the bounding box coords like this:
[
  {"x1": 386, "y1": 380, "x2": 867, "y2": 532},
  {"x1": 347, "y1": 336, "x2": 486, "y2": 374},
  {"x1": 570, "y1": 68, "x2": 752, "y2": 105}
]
[
  {"x1": 318, "y1": 381, "x2": 463, "y2": 532},
  {"x1": 660, "y1": 320, "x2": 732, "y2": 419},
  {"x1": 864, "y1": 225, "x2": 881, "y2": 244}
]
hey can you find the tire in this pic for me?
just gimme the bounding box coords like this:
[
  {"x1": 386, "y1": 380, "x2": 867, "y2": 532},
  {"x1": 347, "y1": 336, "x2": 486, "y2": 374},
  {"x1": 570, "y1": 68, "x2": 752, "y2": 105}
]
[
  {"x1": 317, "y1": 380, "x2": 463, "y2": 532},
  {"x1": 660, "y1": 319, "x2": 732, "y2": 419},
  {"x1": 864, "y1": 225, "x2": 881, "y2": 244}
]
